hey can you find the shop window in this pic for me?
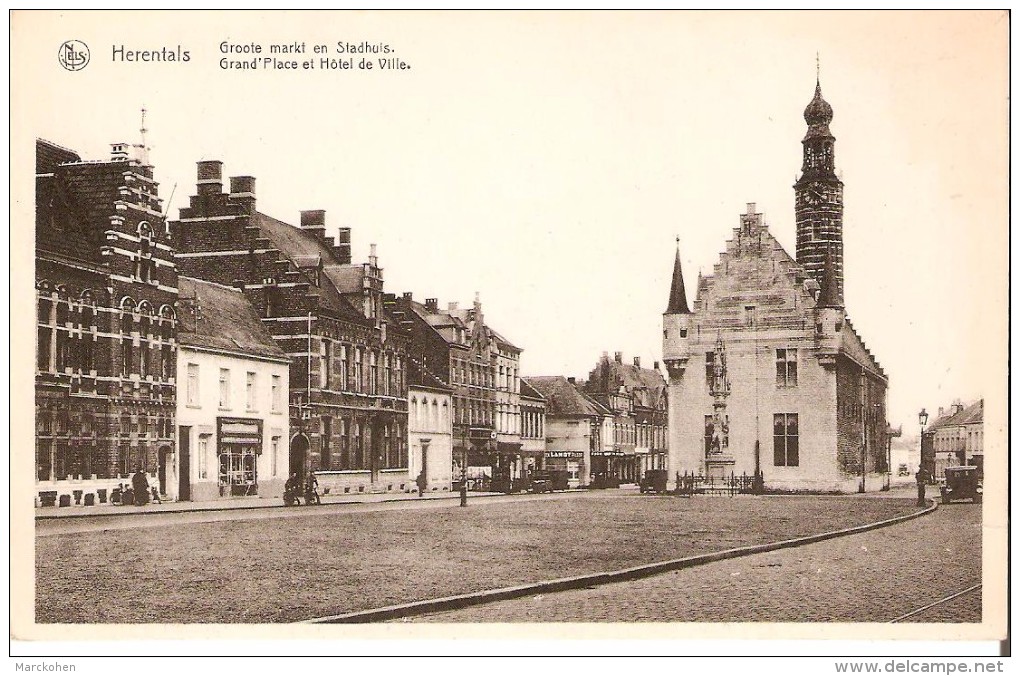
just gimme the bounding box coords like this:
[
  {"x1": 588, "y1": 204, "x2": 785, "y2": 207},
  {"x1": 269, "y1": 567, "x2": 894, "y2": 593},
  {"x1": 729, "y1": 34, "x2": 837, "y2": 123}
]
[
  {"x1": 271, "y1": 437, "x2": 279, "y2": 477},
  {"x1": 773, "y1": 413, "x2": 799, "y2": 467},
  {"x1": 198, "y1": 435, "x2": 210, "y2": 479}
]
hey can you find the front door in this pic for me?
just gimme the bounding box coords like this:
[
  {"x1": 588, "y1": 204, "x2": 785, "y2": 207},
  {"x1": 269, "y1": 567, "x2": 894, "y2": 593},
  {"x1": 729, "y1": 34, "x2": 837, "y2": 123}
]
[
  {"x1": 158, "y1": 446, "x2": 170, "y2": 495},
  {"x1": 178, "y1": 427, "x2": 191, "y2": 501},
  {"x1": 290, "y1": 435, "x2": 308, "y2": 482}
]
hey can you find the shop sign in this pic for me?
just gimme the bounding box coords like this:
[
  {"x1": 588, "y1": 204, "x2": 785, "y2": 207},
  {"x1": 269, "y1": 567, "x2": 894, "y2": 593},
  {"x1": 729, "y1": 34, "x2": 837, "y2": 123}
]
[
  {"x1": 545, "y1": 450, "x2": 583, "y2": 458},
  {"x1": 218, "y1": 417, "x2": 263, "y2": 449}
]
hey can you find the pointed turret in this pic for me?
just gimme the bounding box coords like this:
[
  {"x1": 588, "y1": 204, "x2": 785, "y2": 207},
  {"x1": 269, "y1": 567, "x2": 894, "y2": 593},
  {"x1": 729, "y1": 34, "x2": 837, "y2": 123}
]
[
  {"x1": 665, "y1": 239, "x2": 691, "y2": 314},
  {"x1": 817, "y1": 246, "x2": 841, "y2": 308}
]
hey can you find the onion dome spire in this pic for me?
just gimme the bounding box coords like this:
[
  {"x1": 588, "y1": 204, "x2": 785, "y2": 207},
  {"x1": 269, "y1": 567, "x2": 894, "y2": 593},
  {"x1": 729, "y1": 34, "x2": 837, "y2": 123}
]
[
  {"x1": 666, "y1": 237, "x2": 692, "y2": 314},
  {"x1": 804, "y1": 56, "x2": 834, "y2": 140}
]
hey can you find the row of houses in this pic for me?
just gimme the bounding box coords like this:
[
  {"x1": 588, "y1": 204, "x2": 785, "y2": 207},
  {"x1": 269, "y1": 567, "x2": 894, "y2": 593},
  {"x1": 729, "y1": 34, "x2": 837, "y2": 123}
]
[{"x1": 34, "y1": 137, "x2": 667, "y2": 507}]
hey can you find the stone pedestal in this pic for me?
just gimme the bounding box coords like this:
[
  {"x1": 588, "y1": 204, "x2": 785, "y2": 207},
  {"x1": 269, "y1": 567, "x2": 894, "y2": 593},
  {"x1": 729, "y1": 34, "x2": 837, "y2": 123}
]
[{"x1": 705, "y1": 454, "x2": 735, "y2": 482}]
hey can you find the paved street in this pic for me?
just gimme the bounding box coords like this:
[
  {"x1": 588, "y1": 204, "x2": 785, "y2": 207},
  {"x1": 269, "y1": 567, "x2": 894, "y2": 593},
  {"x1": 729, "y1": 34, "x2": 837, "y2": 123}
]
[
  {"x1": 35, "y1": 491, "x2": 918, "y2": 623},
  {"x1": 412, "y1": 501, "x2": 981, "y2": 623}
]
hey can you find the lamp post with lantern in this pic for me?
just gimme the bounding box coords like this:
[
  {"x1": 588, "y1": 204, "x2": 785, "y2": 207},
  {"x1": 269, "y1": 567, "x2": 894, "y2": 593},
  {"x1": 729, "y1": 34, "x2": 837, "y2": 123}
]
[{"x1": 916, "y1": 408, "x2": 929, "y2": 507}]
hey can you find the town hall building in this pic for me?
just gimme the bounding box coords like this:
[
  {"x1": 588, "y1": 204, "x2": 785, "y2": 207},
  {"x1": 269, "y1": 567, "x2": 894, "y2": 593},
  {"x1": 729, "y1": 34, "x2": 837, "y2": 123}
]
[{"x1": 662, "y1": 76, "x2": 889, "y2": 493}]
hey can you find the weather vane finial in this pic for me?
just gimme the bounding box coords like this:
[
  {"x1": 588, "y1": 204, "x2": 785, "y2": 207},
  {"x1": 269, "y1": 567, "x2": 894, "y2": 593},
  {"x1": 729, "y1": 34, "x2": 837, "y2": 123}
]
[{"x1": 816, "y1": 52, "x2": 820, "y2": 85}]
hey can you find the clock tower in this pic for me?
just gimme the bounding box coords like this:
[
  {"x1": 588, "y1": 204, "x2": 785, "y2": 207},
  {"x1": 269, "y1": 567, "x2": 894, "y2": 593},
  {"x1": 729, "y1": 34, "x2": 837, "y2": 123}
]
[{"x1": 794, "y1": 71, "x2": 844, "y2": 306}]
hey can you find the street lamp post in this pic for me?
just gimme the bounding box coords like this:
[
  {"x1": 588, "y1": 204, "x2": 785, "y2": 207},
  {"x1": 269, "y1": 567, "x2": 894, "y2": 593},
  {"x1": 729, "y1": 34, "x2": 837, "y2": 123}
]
[
  {"x1": 916, "y1": 408, "x2": 929, "y2": 507},
  {"x1": 919, "y1": 408, "x2": 929, "y2": 479},
  {"x1": 459, "y1": 425, "x2": 468, "y2": 507},
  {"x1": 877, "y1": 404, "x2": 889, "y2": 492}
]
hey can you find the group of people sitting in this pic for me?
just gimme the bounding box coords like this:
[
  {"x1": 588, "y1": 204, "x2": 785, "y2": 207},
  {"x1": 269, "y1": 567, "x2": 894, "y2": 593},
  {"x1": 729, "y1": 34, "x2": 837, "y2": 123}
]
[{"x1": 110, "y1": 469, "x2": 162, "y2": 507}]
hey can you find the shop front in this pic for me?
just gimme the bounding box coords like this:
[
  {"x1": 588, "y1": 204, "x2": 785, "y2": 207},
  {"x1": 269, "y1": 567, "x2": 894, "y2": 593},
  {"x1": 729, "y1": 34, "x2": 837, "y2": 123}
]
[
  {"x1": 217, "y1": 417, "x2": 263, "y2": 497},
  {"x1": 590, "y1": 449, "x2": 625, "y2": 488},
  {"x1": 544, "y1": 450, "x2": 585, "y2": 488}
]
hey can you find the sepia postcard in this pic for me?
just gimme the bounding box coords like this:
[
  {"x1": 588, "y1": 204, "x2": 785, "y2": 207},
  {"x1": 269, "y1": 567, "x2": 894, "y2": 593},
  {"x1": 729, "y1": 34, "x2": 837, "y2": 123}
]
[{"x1": 10, "y1": 9, "x2": 1010, "y2": 660}]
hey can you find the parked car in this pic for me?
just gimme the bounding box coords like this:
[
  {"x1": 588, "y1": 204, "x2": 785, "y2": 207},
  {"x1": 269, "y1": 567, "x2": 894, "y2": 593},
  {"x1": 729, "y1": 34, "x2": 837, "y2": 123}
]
[
  {"x1": 897, "y1": 463, "x2": 911, "y2": 477},
  {"x1": 528, "y1": 470, "x2": 568, "y2": 493},
  {"x1": 639, "y1": 469, "x2": 669, "y2": 494},
  {"x1": 940, "y1": 466, "x2": 982, "y2": 504}
]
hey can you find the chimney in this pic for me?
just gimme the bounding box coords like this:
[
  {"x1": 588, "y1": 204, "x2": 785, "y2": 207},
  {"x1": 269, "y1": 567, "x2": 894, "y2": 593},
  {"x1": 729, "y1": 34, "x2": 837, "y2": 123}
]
[
  {"x1": 335, "y1": 227, "x2": 352, "y2": 264},
  {"x1": 614, "y1": 352, "x2": 623, "y2": 364},
  {"x1": 938, "y1": 407, "x2": 944, "y2": 418},
  {"x1": 228, "y1": 176, "x2": 256, "y2": 214},
  {"x1": 300, "y1": 210, "x2": 327, "y2": 242},
  {"x1": 425, "y1": 298, "x2": 438, "y2": 312},
  {"x1": 602, "y1": 351, "x2": 609, "y2": 361},
  {"x1": 653, "y1": 361, "x2": 660, "y2": 371},
  {"x1": 402, "y1": 292, "x2": 413, "y2": 301},
  {"x1": 111, "y1": 143, "x2": 130, "y2": 162},
  {"x1": 369, "y1": 243, "x2": 378, "y2": 267},
  {"x1": 633, "y1": 356, "x2": 641, "y2": 368},
  {"x1": 197, "y1": 160, "x2": 223, "y2": 195},
  {"x1": 567, "y1": 377, "x2": 576, "y2": 385},
  {"x1": 448, "y1": 302, "x2": 459, "y2": 311}
]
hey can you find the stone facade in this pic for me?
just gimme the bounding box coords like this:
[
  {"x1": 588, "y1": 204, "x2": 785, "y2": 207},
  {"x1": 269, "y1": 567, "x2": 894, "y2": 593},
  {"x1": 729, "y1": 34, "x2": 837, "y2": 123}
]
[
  {"x1": 35, "y1": 139, "x2": 177, "y2": 506},
  {"x1": 662, "y1": 78, "x2": 889, "y2": 493}
]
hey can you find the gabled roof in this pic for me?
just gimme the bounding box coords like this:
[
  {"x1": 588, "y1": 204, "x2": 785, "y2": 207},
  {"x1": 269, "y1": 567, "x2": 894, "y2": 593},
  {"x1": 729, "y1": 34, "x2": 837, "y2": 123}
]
[
  {"x1": 519, "y1": 377, "x2": 546, "y2": 403},
  {"x1": 927, "y1": 400, "x2": 983, "y2": 433},
  {"x1": 586, "y1": 357, "x2": 667, "y2": 409},
  {"x1": 523, "y1": 377, "x2": 599, "y2": 417},
  {"x1": 253, "y1": 212, "x2": 369, "y2": 324},
  {"x1": 407, "y1": 357, "x2": 452, "y2": 392},
  {"x1": 178, "y1": 277, "x2": 288, "y2": 361}
]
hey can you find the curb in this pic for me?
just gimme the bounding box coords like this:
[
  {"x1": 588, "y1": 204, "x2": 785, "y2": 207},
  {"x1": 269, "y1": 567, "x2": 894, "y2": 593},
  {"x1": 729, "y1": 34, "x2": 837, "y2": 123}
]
[
  {"x1": 303, "y1": 498, "x2": 938, "y2": 624},
  {"x1": 34, "y1": 489, "x2": 592, "y2": 521}
]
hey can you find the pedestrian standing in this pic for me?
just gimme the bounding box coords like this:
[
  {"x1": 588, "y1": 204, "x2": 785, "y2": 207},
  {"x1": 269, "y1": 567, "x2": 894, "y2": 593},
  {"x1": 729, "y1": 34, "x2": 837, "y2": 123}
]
[
  {"x1": 132, "y1": 469, "x2": 150, "y2": 507},
  {"x1": 416, "y1": 469, "x2": 427, "y2": 498},
  {"x1": 915, "y1": 467, "x2": 927, "y2": 507}
]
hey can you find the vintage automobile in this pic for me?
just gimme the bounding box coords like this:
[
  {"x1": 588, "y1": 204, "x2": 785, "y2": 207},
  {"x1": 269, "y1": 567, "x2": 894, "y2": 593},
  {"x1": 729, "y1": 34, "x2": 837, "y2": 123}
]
[
  {"x1": 897, "y1": 463, "x2": 911, "y2": 477},
  {"x1": 528, "y1": 470, "x2": 569, "y2": 493},
  {"x1": 639, "y1": 469, "x2": 669, "y2": 494},
  {"x1": 940, "y1": 466, "x2": 982, "y2": 504}
]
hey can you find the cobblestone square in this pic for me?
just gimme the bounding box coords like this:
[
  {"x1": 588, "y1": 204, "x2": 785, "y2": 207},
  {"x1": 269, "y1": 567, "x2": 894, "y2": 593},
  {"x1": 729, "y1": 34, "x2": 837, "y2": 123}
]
[{"x1": 35, "y1": 493, "x2": 919, "y2": 623}]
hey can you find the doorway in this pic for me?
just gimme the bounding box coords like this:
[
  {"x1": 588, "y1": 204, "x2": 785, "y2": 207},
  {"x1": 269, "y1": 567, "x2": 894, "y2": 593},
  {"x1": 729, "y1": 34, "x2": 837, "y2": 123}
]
[
  {"x1": 290, "y1": 434, "x2": 309, "y2": 482},
  {"x1": 158, "y1": 446, "x2": 171, "y2": 496},
  {"x1": 178, "y1": 427, "x2": 191, "y2": 501}
]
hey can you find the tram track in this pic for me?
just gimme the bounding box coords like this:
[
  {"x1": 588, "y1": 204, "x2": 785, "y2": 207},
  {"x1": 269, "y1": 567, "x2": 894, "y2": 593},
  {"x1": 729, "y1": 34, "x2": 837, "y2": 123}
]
[{"x1": 889, "y1": 583, "x2": 982, "y2": 623}]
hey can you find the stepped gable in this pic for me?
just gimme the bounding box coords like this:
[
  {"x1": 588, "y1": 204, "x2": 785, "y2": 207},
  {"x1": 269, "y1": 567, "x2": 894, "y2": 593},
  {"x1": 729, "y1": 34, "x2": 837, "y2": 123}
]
[
  {"x1": 254, "y1": 211, "x2": 369, "y2": 324},
  {"x1": 177, "y1": 276, "x2": 287, "y2": 361},
  {"x1": 840, "y1": 317, "x2": 886, "y2": 380},
  {"x1": 524, "y1": 376, "x2": 600, "y2": 417},
  {"x1": 693, "y1": 211, "x2": 820, "y2": 326}
]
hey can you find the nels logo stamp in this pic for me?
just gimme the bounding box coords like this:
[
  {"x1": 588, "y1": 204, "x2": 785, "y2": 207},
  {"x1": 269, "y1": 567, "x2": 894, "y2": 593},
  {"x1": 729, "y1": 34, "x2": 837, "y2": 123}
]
[{"x1": 58, "y1": 40, "x2": 89, "y2": 71}]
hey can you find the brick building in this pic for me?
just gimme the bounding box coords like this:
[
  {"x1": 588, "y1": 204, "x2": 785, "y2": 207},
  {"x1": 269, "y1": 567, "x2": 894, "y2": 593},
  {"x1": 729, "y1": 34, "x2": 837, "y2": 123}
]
[
  {"x1": 391, "y1": 293, "x2": 524, "y2": 492},
  {"x1": 35, "y1": 138, "x2": 178, "y2": 506},
  {"x1": 662, "y1": 77, "x2": 889, "y2": 493},
  {"x1": 584, "y1": 352, "x2": 668, "y2": 484},
  {"x1": 173, "y1": 161, "x2": 411, "y2": 495}
]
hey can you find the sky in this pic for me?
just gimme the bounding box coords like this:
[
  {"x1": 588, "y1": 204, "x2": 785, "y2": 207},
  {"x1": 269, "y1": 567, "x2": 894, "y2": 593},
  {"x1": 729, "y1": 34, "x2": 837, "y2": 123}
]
[{"x1": 13, "y1": 10, "x2": 1008, "y2": 431}]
